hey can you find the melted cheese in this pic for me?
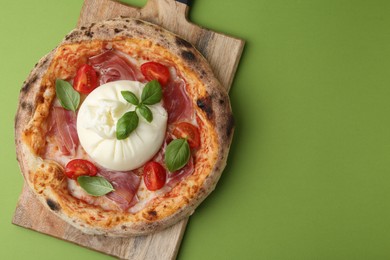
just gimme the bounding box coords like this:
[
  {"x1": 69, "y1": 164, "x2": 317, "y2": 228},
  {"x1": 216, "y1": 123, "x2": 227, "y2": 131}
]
[{"x1": 77, "y1": 80, "x2": 167, "y2": 171}]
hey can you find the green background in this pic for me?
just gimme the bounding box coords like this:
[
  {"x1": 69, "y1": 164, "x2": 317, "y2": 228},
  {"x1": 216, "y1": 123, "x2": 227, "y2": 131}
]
[{"x1": 1, "y1": 0, "x2": 390, "y2": 259}]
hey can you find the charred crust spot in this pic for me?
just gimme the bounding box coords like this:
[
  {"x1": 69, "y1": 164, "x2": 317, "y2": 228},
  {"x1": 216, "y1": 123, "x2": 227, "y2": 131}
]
[
  {"x1": 219, "y1": 99, "x2": 225, "y2": 105},
  {"x1": 83, "y1": 23, "x2": 96, "y2": 38},
  {"x1": 148, "y1": 210, "x2": 157, "y2": 218},
  {"x1": 65, "y1": 32, "x2": 73, "y2": 41},
  {"x1": 226, "y1": 115, "x2": 235, "y2": 137},
  {"x1": 46, "y1": 199, "x2": 60, "y2": 211},
  {"x1": 21, "y1": 83, "x2": 31, "y2": 93},
  {"x1": 41, "y1": 57, "x2": 49, "y2": 66},
  {"x1": 126, "y1": 19, "x2": 130, "y2": 23},
  {"x1": 200, "y1": 70, "x2": 207, "y2": 79},
  {"x1": 175, "y1": 36, "x2": 193, "y2": 48},
  {"x1": 21, "y1": 75, "x2": 38, "y2": 93},
  {"x1": 135, "y1": 29, "x2": 143, "y2": 36},
  {"x1": 65, "y1": 31, "x2": 81, "y2": 41},
  {"x1": 37, "y1": 95, "x2": 45, "y2": 104},
  {"x1": 80, "y1": 26, "x2": 87, "y2": 30},
  {"x1": 121, "y1": 225, "x2": 127, "y2": 230},
  {"x1": 154, "y1": 27, "x2": 163, "y2": 33},
  {"x1": 135, "y1": 20, "x2": 143, "y2": 25},
  {"x1": 31, "y1": 75, "x2": 38, "y2": 83},
  {"x1": 114, "y1": 28, "x2": 123, "y2": 34},
  {"x1": 181, "y1": 51, "x2": 196, "y2": 62},
  {"x1": 84, "y1": 30, "x2": 94, "y2": 38},
  {"x1": 197, "y1": 96, "x2": 213, "y2": 119}
]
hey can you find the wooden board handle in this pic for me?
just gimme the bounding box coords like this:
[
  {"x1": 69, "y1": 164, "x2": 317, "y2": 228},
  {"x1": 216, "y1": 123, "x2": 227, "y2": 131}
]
[
  {"x1": 176, "y1": 0, "x2": 192, "y2": 6},
  {"x1": 78, "y1": 0, "x2": 193, "y2": 34},
  {"x1": 141, "y1": 0, "x2": 191, "y2": 26}
]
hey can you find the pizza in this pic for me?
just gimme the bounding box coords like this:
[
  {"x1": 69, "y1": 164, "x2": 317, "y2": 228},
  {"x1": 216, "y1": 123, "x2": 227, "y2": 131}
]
[{"x1": 15, "y1": 17, "x2": 234, "y2": 236}]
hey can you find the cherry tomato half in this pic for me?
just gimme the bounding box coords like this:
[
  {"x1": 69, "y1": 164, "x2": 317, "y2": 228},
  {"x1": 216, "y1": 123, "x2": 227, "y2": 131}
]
[
  {"x1": 140, "y1": 62, "x2": 170, "y2": 86},
  {"x1": 73, "y1": 64, "x2": 98, "y2": 94},
  {"x1": 65, "y1": 159, "x2": 98, "y2": 180},
  {"x1": 143, "y1": 161, "x2": 167, "y2": 191},
  {"x1": 173, "y1": 122, "x2": 201, "y2": 149}
]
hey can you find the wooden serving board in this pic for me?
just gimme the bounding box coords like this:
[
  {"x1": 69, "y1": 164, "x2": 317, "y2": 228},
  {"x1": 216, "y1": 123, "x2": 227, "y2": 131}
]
[{"x1": 13, "y1": 0, "x2": 244, "y2": 259}]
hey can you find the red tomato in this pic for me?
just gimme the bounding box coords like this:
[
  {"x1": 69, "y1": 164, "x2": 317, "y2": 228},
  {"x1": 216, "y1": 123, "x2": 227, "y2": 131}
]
[
  {"x1": 65, "y1": 159, "x2": 98, "y2": 180},
  {"x1": 173, "y1": 122, "x2": 201, "y2": 149},
  {"x1": 143, "y1": 161, "x2": 167, "y2": 191},
  {"x1": 140, "y1": 62, "x2": 170, "y2": 86},
  {"x1": 73, "y1": 64, "x2": 98, "y2": 94}
]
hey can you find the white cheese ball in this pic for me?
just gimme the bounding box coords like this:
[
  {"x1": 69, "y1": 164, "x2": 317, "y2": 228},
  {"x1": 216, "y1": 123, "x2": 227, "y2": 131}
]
[{"x1": 77, "y1": 80, "x2": 167, "y2": 171}]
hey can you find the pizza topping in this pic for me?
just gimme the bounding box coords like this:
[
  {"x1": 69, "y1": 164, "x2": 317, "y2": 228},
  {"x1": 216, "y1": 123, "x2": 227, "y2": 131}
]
[
  {"x1": 163, "y1": 75, "x2": 194, "y2": 123},
  {"x1": 116, "y1": 80, "x2": 163, "y2": 139},
  {"x1": 55, "y1": 79, "x2": 80, "y2": 112},
  {"x1": 173, "y1": 122, "x2": 201, "y2": 149},
  {"x1": 65, "y1": 159, "x2": 98, "y2": 180},
  {"x1": 51, "y1": 106, "x2": 79, "y2": 155},
  {"x1": 89, "y1": 49, "x2": 144, "y2": 84},
  {"x1": 141, "y1": 62, "x2": 170, "y2": 86},
  {"x1": 99, "y1": 170, "x2": 141, "y2": 210},
  {"x1": 116, "y1": 111, "x2": 139, "y2": 140},
  {"x1": 164, "y1": 138, "x2": 191, "y2": 172},
  {"x1": 167, "y1": 155, "x2": 194, "y2": 188},
  {"x1": 77, "y1": 176, "x2": 115, "y2": 197},
  {"x1": 143, "y1": 161, "x2": 167, "y2": 191},
  {"x1": 77, "y1": 80, "x2": 167, "y2": 171},
  {"x1": 73, "y1": 64, "x2": 98, "y2": 94}
]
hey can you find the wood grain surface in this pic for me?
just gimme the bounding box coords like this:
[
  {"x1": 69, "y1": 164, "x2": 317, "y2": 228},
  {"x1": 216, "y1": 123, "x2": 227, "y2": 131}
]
[{"x1": 13, "y1": 0, "x2": 244, "y2": 259}]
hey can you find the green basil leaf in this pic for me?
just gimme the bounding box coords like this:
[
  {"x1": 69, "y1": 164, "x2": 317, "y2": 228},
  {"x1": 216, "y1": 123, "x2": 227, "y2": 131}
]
[
  {"x1": 55, "y1": 79, "x2": 80, "y2": 111},
  {"x1": 77, "y1": 176, "x2": 115, "y2": 196},
  {"x1": 121, "y1": 90, "x2": 139, "y2": 105},
  {"x1": 141, "y1": 80, "x2": 162, "y2": 105},
  {"x1": 116, "y1": 111, "x2": 139, "y2": 140},
  {"x1": 138, "y1": 104, "x2": 153, "y2": 122},
  {"x1": 165, "y1": 138, "x2": 190, "y2": 172}
]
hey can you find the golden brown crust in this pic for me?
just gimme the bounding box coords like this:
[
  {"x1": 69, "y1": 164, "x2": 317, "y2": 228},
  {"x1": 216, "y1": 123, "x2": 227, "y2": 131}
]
[{"x1": 15, "y1": 18, "x2": 234, "y2": 236}]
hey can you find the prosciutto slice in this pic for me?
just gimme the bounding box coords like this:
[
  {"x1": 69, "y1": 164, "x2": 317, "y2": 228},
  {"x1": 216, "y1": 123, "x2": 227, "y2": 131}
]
[
  {"x1": 48, "y1": 107, "x2": 79, "y2": 156},
  {"x1": 99, "y1": 170, "x2": 141, "y2": 210},
  {"x1": 89, "y1": 50, "x2": 145, "y2": 84},
  {"x1": 163, "y1": 76, "x2": 194, "y2": 123}
]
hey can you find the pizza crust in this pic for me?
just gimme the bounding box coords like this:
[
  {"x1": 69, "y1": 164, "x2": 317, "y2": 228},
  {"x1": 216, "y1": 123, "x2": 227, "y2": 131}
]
[{"x1": 15, "y1": 17, "x2": 234, "y2": 236}]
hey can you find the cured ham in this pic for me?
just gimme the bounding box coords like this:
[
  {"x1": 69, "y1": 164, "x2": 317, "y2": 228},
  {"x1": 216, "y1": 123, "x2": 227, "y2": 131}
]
[
  {"x1": 89, "y1": 50, "x2": 145, "y2": 84},
  {"x1": 163, "y1": 76, "x2": 194, "y2": 123},
  {"x1": 48, "y1": 106, "x2": 79, "y2": 156},
  {"x1": 99, "y1": 170, "x2": 141, "y2": 210}
]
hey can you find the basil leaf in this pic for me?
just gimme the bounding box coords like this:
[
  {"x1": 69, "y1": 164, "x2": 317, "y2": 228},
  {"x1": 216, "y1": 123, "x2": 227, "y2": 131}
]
[
  {"x1": 55, "y1": 79, "x2": 80, "y2": 111},
  {"x1": 141, "y1": 80, "x2": 162, "y2": 105},
  {"x1": 77, "y1": 176, "x2": 115, "y2": 196},
  {"x1": 138, "y1": 104, "x2": 153, "y2": 122},
  {"x1": 165, "y1": 138, "x2": 190, "y2": 172},
  {"x1": 116, "y1": 111, "x2": 139, "y2": 140},
  {"x1": 121, "y1": 90, "x2": 139, "y2": 105}
]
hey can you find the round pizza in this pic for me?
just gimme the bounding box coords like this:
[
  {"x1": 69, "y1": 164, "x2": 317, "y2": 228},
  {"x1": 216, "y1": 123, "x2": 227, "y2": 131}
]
[{"x1": 15, "y1": 17, "x2": 234, "y2": 236}]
